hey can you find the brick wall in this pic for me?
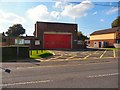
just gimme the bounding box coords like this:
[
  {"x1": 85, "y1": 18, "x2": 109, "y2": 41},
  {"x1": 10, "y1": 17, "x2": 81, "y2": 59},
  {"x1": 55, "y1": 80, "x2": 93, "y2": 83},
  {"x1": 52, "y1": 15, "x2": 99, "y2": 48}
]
[{"x1": 90, "y1": 39, "x2": 116, "y2": 47}]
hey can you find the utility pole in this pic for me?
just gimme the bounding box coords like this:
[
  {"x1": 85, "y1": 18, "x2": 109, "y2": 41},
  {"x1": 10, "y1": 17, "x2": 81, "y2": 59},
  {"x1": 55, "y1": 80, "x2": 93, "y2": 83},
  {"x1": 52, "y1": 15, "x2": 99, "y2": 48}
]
[{"x1": 17, "y1": 36, "x2": 19, "y2": 57}]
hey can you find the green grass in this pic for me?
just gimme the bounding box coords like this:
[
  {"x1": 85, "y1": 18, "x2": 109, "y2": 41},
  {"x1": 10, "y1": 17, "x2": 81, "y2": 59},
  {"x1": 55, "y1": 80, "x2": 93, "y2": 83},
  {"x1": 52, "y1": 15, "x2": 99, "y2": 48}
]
[{"x1": 29, "y1": 50, "x2": 53, "y2": 59}]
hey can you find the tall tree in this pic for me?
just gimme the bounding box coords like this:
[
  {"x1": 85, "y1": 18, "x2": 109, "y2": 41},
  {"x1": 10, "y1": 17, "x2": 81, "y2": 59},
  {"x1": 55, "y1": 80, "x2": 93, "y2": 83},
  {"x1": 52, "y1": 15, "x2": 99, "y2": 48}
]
[
  {"x1": 112, "y1": 16, "x2": 120, "y2": 28},
  {"x1": 77, "y1": 31, "x2": 89, "y2": 41},
  {"x1": 6, "y1": 24, "x2": 25, "y2": 37}
]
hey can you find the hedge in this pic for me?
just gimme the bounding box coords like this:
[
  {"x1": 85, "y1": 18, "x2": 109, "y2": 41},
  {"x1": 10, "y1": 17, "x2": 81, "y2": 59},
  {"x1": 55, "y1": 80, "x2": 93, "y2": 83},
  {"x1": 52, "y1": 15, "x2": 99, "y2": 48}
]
[{"x1": 1, "y1": 46, "x2": 29, "y2": 62}]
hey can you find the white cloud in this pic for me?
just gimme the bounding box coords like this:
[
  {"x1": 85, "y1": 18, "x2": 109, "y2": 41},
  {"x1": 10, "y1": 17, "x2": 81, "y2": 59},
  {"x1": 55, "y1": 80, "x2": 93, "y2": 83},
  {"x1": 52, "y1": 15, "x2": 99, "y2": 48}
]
[
  {"x1": 100, "y1": 19, "x2": 104, "y2": 22},
  {"x1": 0, "y1": 10, "x2": 26, "y2": 34},
  {"x1": 106, "y1": 7, "x2": 119, "y2": 15},
  {"x1": 51, "y1": 11, "x2": 60, "y2": 19},
  {"x1": 0, "y1": 10, "x2": 25, "y2": 24},
  {"x1": 54, "y1": 1, "x2": 63, "y2": 9},
  {"x1": 92, "y1": 11, "x2": 97, "y2": 15},
  {"x1": 54, "y1": 0, "x2": 69, "y2": 9},
  {"x1": 27, "y1": 1, "x2": 94, "y2": 22},
  {"x1": 61, "y1": 0, "x2": 94, "y2": 19},
  {"x1": 27, "y1": 5, "x2": 60, "y2": 22}
]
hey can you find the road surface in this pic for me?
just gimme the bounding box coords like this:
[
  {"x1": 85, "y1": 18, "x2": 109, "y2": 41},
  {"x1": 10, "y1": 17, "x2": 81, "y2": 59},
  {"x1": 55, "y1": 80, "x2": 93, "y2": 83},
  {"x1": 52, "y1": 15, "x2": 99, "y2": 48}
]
[{"x1": 2, "y1": 58, "x2": 118, "y2": 88}]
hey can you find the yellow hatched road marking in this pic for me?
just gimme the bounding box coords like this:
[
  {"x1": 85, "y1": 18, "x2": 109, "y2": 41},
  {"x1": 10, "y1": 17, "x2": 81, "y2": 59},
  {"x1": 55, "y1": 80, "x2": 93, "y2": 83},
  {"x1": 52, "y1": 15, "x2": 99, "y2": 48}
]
[
  {"x1": 83, "y1": 54, "x2": 92, "y2": 59},
  {"x1": 100, "y1": 50, "x2": 107, "y2": 58},
  {"x1": 83, "y1": 50, "x2": 99, "y2": 59},
  {"x1": 113, "y1": 50, "x2": 116, "y2": 58},
  {"x1": 49, "y1": 55, "x2": 63, "y2": 60},
  {"x1": 65, "y1": 55, "x2": 77, "y2": 60}
]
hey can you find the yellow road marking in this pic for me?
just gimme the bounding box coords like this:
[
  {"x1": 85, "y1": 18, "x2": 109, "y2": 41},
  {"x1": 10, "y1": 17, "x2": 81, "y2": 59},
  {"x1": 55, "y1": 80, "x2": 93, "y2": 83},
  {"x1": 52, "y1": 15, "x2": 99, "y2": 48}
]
[
  {"x1": 83, "y1": 50, "x2": 99, "y2": 59},
  {"x1": 65, "y1": 55, "x2": 77, "y2": 60},
  {"x1": 49, "y1": 55, "x2": 63, "y2": 60},
  {"x1": 83, "y1": 54, "x2": 92, "y2": 59},
  {"x1": 100, "y1": 50, "x2": 107, "y2": 58},
  {"x1": 113, "y1": 50, "x2": 116, "y2": 58}
]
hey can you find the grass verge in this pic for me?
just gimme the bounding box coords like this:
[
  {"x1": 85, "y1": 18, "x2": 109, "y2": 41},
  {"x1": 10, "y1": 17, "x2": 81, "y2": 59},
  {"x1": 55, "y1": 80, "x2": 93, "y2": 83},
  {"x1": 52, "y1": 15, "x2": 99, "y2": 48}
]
[
  {"x1": 103, "y1": 48, "x2": 120, "y2": 50},
  {"x1": 29, "y1": 50, "x2": 53, "y2": 59}
]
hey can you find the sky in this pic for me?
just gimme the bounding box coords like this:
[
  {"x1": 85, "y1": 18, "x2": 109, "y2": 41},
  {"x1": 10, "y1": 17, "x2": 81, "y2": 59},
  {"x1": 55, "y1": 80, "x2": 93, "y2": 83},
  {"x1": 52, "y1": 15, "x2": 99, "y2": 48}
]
[{"x1": 0, "y1": 0, "x2": 119, "y2": 37}]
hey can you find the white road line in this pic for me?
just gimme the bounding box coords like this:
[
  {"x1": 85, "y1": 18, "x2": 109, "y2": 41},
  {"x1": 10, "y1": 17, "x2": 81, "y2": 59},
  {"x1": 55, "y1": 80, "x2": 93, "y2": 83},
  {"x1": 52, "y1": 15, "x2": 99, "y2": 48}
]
[
  {"x1": 1, "y1": 80, "x2": 52, "y2": 87},
  {"x1": 100, "y1": 50, "x2": 107, "y2": 58},
  {"x1": 88, "y1": 73, "x2": 119, "y2": 78}
]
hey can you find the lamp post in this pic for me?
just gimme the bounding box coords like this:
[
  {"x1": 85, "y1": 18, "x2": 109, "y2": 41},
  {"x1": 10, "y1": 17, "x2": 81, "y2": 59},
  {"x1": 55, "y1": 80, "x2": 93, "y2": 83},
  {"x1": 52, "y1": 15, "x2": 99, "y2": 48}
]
[{"x1": 17, "y1": 36, "x2": 19, "y2": 57}]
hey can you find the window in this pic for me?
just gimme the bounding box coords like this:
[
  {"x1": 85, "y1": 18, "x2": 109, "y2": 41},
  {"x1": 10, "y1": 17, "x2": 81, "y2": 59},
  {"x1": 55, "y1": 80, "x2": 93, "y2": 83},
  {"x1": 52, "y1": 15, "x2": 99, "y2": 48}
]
[
  {"x1": 116, "y1": 39, "x2": 120, "y2": 44},
  {"x1": 24, "y1": 40, "x2": 30, "y2": 44},
  {"x1": 94, "y1": 42, "x2": 96, "y2": 44},
  {"x1": 15, "y1": 39, "x2": 24, "y2": 44},
  {"x1": 77, "y1": 41, "x2": 83, "y2": 45}
]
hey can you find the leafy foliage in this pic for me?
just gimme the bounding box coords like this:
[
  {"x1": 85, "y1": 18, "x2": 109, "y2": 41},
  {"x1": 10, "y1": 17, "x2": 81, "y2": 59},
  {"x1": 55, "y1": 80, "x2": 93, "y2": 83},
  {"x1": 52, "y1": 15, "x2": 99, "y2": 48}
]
[
  {"x1": 2, "y1": 32, "x2": 5, "y2": 36},
  {"x1": 112, "y1": 16, "x2": 120, "y2": 28},
  {"x1": 6, "y1": 24, "x2": 25, "y2": 37},
  {"x1": 0, "y1": 32, "x2": 6, "y2": 42},
  {"x1": 77, "y1": 31, "x2": 89, "y2": 41}
]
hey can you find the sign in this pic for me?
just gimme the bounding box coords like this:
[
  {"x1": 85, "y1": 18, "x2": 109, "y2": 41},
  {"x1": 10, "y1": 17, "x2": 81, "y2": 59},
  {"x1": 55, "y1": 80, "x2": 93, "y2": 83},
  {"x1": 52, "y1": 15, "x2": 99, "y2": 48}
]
[{"x1": 35, "y1": 40, "x2": 40, "y2": 45}]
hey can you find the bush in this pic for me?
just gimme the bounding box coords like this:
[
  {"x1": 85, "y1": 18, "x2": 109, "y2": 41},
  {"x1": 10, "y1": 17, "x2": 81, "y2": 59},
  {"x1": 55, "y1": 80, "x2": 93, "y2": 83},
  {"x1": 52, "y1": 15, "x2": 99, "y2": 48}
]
[
  {"x1": 29, "y1": 50, "x2": 53, "y2": 59},
  {"x1": 1, "y1": 46, "x2": 29, "y2": 62},
  {"x1": 39, "y1": 53, "x2": 53, "y2": 58}
]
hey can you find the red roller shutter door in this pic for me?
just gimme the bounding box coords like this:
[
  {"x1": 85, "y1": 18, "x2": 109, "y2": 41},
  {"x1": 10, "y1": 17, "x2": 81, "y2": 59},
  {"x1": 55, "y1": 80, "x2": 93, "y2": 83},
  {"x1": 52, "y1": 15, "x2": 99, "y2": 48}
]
[{"x1": 44, "y1": 34, "x2": 71, "y2": 49}]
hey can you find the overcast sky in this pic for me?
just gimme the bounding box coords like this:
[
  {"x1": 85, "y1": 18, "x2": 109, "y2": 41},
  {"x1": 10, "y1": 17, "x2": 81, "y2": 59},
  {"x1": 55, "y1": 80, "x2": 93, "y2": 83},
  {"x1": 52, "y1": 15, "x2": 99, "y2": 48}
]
[{"x1": 0, "y1": 0, "x2": 119, "y2": 36}]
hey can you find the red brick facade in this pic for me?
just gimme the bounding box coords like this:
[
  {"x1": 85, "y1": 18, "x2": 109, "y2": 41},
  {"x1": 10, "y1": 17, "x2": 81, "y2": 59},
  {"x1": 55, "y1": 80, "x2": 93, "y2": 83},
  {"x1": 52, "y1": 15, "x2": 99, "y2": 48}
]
[
  {"x1": 0, "y1": 36, "x2": 34, "y2": 46},
  {"x1": 90, "y1": 39, "x2": 116, "y2": 48}
]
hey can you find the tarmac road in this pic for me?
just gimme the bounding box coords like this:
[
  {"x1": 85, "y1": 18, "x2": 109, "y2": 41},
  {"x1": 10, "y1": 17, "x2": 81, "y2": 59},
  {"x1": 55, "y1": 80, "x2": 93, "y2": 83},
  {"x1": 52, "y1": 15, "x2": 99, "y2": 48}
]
[{"x1": 2, "y1": 58, "x2": 118, "y2": 88}]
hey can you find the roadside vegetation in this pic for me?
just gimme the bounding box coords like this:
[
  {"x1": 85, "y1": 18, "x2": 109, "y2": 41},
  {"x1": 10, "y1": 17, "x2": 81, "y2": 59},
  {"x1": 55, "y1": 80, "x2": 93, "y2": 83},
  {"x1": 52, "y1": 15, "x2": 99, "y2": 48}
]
[
  {"x1": 29, "y1": 50, "x2": 53, "y2": 59},
  {"x1": 104, "y1": 48, "x2": 120, "y2": 50}
]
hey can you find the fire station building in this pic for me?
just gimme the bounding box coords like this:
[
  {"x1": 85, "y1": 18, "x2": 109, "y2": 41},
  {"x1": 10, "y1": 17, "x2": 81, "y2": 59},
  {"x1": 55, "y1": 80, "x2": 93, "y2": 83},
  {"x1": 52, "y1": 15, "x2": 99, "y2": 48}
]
[{"x1": 34, "y1": 21, "x2": 78, "y2": 49}]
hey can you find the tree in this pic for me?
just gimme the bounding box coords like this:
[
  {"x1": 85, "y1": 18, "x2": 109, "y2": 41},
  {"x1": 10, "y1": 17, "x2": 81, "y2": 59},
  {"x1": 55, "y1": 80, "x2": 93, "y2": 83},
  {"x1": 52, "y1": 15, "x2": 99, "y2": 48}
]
[
  {"x1": 6, "y1": 24, "x2": 25, "y2": 37},
  {"x1": 77, "y1": 31, "x2": 89, "y2": 41},
  {"x1": 111, "y1": 16, "x2": 120, "y2": 28},
  {"x1": 2, "y1": 32, "x2": 5, "y2": 36},
  {"x1": 0, "y1": 32, "x2": 6, "y2": 42}
]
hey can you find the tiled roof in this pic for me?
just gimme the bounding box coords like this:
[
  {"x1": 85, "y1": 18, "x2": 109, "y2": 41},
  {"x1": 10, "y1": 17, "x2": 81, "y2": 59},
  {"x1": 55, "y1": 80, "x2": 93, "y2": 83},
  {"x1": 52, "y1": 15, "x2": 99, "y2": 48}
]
[{"x1": 90, "y1": 27, "x2": 120, "y2": 35}]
